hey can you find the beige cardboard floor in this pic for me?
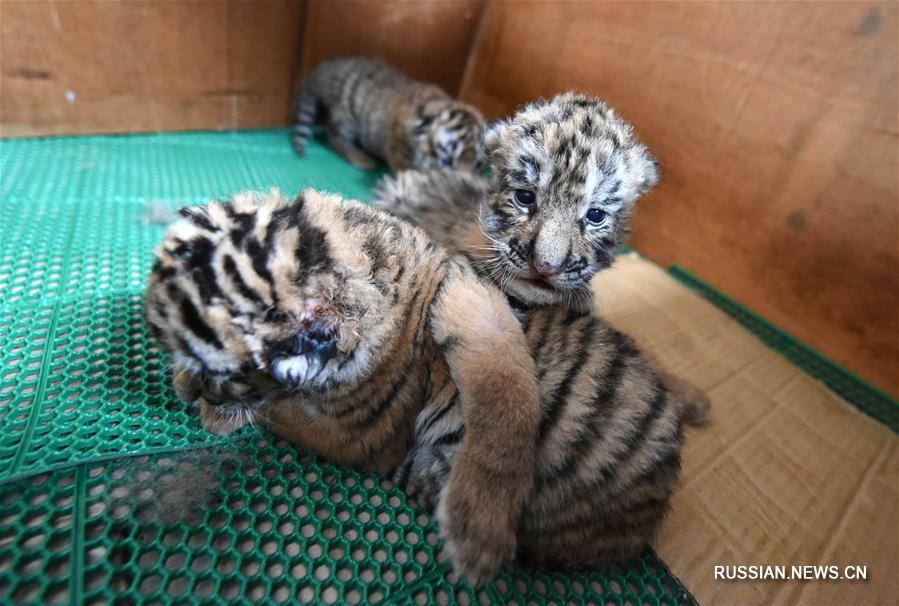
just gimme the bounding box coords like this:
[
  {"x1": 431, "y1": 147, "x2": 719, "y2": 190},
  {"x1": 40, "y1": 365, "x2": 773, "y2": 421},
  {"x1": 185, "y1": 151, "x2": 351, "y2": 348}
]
[{"x1": 593, "y1": 254, "x2": 897, "y2": 606}]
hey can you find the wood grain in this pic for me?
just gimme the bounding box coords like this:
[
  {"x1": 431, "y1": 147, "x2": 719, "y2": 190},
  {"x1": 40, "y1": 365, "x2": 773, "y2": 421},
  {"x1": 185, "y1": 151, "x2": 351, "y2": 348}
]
[
  {"x1": 297, "y1": 0, "x2": 487, "y2": 96},
  {"x1": 462, "y1": 1, "x2": 899, "y2": 397},
  {"x1": 0, "y1": 0, "x2": 305, "y2": 136}
]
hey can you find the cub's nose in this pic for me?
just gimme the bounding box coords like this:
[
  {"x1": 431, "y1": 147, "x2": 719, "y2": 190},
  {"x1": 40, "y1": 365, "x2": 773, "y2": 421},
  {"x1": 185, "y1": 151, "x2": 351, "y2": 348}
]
[
  {"x1": 531, "y1": 259, "x2": 562, "y2": 278},
  {"x1": 268, "y1": 325, "x2": 337, "y2": 363},
  {"x1": 267, "y1": 324, "x2": 339, "y2": 387}
]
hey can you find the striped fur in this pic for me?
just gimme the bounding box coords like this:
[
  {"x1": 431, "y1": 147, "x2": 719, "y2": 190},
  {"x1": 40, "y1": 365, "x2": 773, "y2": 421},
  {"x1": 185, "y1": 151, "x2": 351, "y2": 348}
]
[
  {"x1": 145, "y1": 189, "x2": 539, "y2": 583},
  {"x1": 375, "y1": 93, "x2": 710, "y2": 570},
  {"x1": 293, "y1": 57, "x2": 486, "y2": 172},
  {"x1": 405, "y1": 306, "x2": 691, "y2": 570},
  {"x1": 377, "y1": 93, "x2": 660, "y2": 309}
]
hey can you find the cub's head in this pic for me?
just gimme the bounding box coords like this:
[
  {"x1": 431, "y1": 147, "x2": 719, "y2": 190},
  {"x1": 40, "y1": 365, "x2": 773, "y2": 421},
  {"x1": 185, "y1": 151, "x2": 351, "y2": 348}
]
[
  {"x1": 480, "y1": 92, "x2": 659, "y2": 307},
  {"x1": 145, "y1": 190, "x2": 430, "y2": 420},
  {"x1": 409, "y1": 97, "x2": 486, "y2": 172}
]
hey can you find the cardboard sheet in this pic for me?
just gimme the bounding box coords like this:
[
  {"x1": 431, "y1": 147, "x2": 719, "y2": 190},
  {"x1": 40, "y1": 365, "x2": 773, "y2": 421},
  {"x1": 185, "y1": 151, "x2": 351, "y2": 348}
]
[{"x1": 593, "y1": 254, "x2": 897, "y2": 606}]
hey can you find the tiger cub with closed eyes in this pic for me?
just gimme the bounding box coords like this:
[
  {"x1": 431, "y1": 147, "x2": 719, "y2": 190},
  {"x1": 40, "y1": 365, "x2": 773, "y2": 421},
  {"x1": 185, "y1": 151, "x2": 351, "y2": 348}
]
[
  {"x1": 293, "y1": 57, "x2": 486, "y2": 173},
  {"x1": 145, "y1": 189, "x2": 540, "y2": 583},
  {"x1": 376, "y1": 93, "x2": 710, "y2": 569}
]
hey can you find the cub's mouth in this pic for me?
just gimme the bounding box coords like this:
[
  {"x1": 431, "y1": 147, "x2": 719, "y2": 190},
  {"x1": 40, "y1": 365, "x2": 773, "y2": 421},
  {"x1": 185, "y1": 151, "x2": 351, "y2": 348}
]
[
  {"x1": 267, "y1": 323, "x2": 340, "y2": 388},
  {"x1": 516, "y1": 276, "x2": 557, "y2": 291}
]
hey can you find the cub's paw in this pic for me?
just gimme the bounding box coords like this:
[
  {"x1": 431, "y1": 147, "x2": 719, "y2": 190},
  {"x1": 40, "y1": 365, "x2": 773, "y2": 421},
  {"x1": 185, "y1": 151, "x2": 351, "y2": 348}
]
[
  {"x1": 198, "y1": 399, "x2": 252, "y2": 436},
  {"x1": 436, "y1": 476, "x2": 517, "y2": 586},
  {"x1": 402, "y1": 473, "x2": 438, "y2": 511},
  {"x1": 173, "y1": 367, "x2": 202, "y2": 403},
  {"x1": 396, "y1": 447, "x2": 454, "y2": 513}
]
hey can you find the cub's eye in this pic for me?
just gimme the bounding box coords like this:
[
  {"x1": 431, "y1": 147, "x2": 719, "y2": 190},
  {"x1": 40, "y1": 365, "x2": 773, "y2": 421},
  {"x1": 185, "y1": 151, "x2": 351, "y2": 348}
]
[
  {"x1": 513, "y1": 189, "x2": 536, "y2": 209},
  {"x1": 585, "y1": 208, "x2": 607, "y2": 225}
]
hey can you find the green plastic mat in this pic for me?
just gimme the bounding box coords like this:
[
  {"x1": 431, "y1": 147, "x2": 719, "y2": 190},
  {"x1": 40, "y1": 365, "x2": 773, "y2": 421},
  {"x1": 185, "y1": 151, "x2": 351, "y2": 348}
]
[
  {"x1": 669, "y1": 266, "x2": 899, "y2": 433},
  {"x1": 0, "y1": 130, "x2": 695, "y2": 605}
]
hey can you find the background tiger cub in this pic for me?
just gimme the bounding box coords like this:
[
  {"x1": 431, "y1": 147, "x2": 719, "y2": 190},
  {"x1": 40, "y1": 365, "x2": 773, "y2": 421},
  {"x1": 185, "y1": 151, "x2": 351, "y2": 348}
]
[
  {"x1": 376, "y1": 93, "x2": 711, "y2": 569},
  {"x1": 293, "y1": 57, "x2": 486, "y2": 172},
  {"x1": 145, "y1": 189, "x2": 540, "y2": 582}
]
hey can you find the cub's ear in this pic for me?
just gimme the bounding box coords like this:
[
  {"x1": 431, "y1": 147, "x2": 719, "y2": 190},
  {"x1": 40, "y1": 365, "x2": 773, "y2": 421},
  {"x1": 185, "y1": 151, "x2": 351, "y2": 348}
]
[
  {"x1": 484, "y1": 119, "x2": 510, "y2": 158},
  {"x1": 632, "y1": 147, "x2": 660, "y2": 196},
  {"x1": 411, "y1": 114, "x2": 434, "y2": 137},
  {"x1": 410, "y1": 99, "x2": 442, "y2": 137}
]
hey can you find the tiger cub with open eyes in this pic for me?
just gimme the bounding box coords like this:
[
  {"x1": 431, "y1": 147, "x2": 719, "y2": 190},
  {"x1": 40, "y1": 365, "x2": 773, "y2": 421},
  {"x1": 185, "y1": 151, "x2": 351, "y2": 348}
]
[
  {"x1": 376, "y1": 92, "x2": 710, "y2": 570},
  {"x1": 292, "y1": 57, "x2": 486, "y2": 173},
  {"x1": 376, "y1": 92, "x2": 662, "y2": 307},
  {"x1": 145, "y1": 189, "x2": 540, "y2": 583}
]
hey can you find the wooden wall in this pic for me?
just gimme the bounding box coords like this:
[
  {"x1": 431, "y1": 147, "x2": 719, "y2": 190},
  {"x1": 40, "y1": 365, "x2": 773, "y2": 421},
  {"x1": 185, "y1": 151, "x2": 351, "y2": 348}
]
[
  {"x1": 0, "y1": 0, "x2": 305, "y2": 136},
  {"x1": 1, "y1": 1, "x2": 896, "y2": 397},
  {"x1": 461, "y1": 1, "x2": 898, "y2": 397},
  {"x1": 0, "y1": 0, "x2": 485, "y2": 137},
  {"x1": 297, "y1": 0, "x2": 486, "y2": 96}
]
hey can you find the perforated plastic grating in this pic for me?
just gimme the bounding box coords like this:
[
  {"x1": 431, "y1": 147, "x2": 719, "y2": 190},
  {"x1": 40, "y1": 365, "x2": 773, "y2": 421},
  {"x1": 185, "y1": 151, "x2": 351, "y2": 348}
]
[{"x1": 0, "y1": 130, "x2": 695, "y2": 605}]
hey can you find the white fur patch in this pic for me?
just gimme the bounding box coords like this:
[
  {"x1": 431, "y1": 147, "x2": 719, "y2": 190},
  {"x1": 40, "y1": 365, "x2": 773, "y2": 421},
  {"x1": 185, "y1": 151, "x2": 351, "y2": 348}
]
[{"x1": 271, "y1": 355, "x2": 314, "y2": 385}]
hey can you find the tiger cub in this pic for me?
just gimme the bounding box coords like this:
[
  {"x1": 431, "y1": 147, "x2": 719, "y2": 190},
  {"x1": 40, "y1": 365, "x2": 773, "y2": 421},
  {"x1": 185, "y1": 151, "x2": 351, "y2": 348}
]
[
  {"x1": 375, "y1": 93, "x2": 710, "y2": 569},
  {"x1": 144, "y1": 189, "x2": 540, "y2": 582},
  {"x1": 292, "y1": 57, "x2": 486, "y2": 172},
  {"x1": 375, "y1": 92, "x2": 662, "y2": 308}
]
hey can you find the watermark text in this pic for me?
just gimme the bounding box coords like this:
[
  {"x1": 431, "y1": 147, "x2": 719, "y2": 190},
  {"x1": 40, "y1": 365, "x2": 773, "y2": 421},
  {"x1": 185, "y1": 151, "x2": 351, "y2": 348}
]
[{"x1": 714, "y1": 565, "x2": 867, "y2": 581}]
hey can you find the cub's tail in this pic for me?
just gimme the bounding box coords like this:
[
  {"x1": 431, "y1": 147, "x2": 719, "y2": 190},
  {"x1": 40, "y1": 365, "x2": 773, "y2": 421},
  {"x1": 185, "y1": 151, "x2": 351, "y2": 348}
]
[
  {"x1": 662, "y1": 371, "x2": 712, "y2": 427},
  {"x1": 292, "y1": 81, "x2": 319, "y2": 156},
  {"x1": 293, "y1": 63, "x2": 332, "y2": 156}
]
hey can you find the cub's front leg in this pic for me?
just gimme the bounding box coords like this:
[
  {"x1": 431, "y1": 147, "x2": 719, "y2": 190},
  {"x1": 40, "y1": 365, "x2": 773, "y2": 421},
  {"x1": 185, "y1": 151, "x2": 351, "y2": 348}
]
[
  {"x1": 428, "y1": 258, "x2": 540, "y2": 584},
  {"x1": 172, "y1": 367, "x2": 254, "y2": 436}
]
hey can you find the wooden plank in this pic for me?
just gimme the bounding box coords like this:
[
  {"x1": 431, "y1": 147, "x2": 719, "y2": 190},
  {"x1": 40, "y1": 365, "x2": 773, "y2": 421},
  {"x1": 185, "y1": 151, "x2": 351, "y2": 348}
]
[
  {"x1": 0, "y1": 0, "x2": 305, "y2": 136},
  {"x1": 596, "y1": 254, "x2": 897, "y2": 606},
  {"x1": 298, "y1": 0, "x2": 487, "y2": 96},
  {"x1": 461, "y1": 1, "x2": 899, "y2": 398}
]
